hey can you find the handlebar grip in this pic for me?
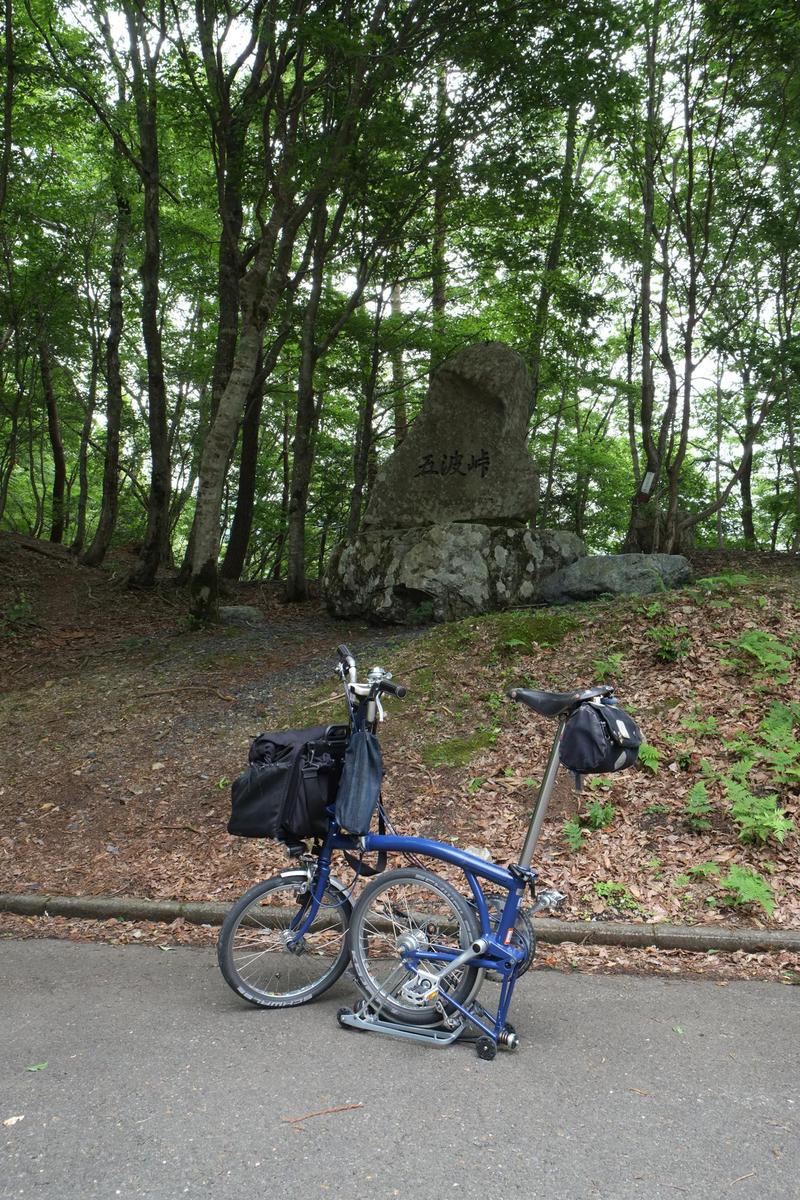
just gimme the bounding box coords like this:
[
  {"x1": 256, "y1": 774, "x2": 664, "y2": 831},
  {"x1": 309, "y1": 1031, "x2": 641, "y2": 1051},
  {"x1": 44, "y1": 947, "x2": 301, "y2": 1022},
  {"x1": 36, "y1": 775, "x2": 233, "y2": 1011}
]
[
  {"x1": 381, "y1": 680, "x2": 407, "y2": 699},
  {"x1": 337, "y1": 643, "x2": 355, "y2": 665}
]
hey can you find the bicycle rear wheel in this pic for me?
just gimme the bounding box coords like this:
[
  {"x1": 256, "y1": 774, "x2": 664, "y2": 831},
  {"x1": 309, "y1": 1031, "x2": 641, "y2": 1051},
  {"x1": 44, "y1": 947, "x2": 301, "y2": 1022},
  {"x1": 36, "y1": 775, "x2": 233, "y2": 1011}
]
[
  {"x1": 217, "y1": 870, "x2": 351, "y2": 1008},
  {"x1": 348, "y1": 866, "x2": 481, "y2": 1026}
]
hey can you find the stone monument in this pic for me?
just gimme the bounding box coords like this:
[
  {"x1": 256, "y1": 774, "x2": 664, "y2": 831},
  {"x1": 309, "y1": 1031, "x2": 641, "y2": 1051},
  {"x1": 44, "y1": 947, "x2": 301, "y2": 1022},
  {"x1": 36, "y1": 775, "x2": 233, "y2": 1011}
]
[
  {"x1": 362, "y1": 341, "x2": 539, "y2": 529},
  {"x1": 324, "y1": 341, "x2": 585, "y2": 622}
]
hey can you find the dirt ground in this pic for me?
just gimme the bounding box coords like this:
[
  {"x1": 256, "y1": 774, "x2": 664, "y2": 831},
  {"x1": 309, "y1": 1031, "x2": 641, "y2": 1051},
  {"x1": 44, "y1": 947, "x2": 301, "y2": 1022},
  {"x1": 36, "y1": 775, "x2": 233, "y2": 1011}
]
[{"x1": 1, "y1": 531, "x2": 799, "y2": 985}]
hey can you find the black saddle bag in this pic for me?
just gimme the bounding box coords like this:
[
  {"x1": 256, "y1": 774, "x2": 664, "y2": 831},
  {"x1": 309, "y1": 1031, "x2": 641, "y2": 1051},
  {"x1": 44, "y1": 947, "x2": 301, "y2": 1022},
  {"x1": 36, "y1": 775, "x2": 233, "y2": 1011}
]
[
  {"x1": 228, "y1": 724, "x2": 348, "y2": 841},
  {"x1": 560, "y1": 701, "x2": 642, "y2": 775}
]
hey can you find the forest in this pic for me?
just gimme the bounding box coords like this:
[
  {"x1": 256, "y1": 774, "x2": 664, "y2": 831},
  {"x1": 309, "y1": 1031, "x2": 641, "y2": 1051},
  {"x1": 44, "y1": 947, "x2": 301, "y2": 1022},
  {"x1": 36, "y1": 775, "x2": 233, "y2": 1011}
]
[{"x1": 1, "y1": 0, "x2": 798, "y2": 620}]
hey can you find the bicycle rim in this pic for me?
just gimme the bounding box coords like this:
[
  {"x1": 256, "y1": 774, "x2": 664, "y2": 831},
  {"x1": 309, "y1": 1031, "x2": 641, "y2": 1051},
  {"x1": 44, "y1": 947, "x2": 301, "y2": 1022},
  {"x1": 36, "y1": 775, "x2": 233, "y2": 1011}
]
[
  {"x1": 218, "y1": 872, "x2": 351, "y2": 1008},
  {"x1": 348, "y1": 867, "x2": 480, "y2": 1027}
]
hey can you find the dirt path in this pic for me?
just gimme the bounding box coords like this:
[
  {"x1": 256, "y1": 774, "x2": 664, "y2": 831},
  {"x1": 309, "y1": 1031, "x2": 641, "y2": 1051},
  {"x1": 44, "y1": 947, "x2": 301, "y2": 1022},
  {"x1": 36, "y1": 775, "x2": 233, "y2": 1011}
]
[{"x1": 0, "y1": 532, "x2": 424, "y2": 903}]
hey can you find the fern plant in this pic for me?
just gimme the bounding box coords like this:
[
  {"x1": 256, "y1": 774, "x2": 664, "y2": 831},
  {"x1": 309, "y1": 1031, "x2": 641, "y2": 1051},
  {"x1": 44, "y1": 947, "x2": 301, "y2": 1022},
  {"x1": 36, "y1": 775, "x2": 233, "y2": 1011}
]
[
  {"x1": 724, "y1": 779, "x2": 794, "y2": 845},
  {"x1": 718, "y1": 866, "x2": 776, "y2": 917},
  {"x1": 724, "y1": 629, "x2": 795, "y2": 684},
  {"x1": 638, "y1": 743, "x2": 661, "y2": 774},
  {"x1": 683, "y1": 780, "x2": 713, "y2": 831}
]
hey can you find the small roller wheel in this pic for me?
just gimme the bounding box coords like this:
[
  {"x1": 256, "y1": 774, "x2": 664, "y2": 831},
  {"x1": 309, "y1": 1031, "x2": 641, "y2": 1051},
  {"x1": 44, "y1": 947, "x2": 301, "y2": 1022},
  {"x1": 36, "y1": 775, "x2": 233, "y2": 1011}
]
[
  {"x1": 337, "y1": 1007, "x2": 353, "y2": 1029},
  {"x1": 476, "y1": 1036, "x2": 497, "y2": 1061},
  {"x1": 500, "y1": 1024, "x2": 520, "y2": 1051}
]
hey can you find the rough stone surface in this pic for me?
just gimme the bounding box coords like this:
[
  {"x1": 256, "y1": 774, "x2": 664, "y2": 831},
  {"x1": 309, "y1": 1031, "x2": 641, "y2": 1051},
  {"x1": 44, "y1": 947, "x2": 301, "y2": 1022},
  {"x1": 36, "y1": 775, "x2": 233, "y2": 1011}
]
[
  {"x1": 537, "y1": 553, "x2": 693, "y2": 603},
  {"x1": 325, "y1": 525, "x2": 585, "y2": 623},
  {"x1": 218, "y1": 605, "x2": 264, "y2": 626},
  {"x1": 362, "y1": 341, "x2": 539, "y2": 529}
]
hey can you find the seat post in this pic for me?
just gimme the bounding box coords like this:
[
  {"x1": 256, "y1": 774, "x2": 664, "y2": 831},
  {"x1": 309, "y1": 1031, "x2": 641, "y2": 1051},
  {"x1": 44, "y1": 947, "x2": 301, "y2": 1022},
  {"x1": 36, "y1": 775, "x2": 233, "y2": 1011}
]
[{"x1": 516, "y1": 716, "x2": 567, "y2": 871}]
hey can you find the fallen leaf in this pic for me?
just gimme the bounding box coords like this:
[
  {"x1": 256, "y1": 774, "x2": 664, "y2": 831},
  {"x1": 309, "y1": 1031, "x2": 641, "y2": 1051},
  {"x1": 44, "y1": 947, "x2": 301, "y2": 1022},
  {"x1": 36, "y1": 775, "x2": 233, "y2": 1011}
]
[
  {"x1": 3, "y1": 1116, "x2": 24, "y2": 1126},
  {"x1": 26, "y1": 1062, "x2": 48, "y2": 1072}
]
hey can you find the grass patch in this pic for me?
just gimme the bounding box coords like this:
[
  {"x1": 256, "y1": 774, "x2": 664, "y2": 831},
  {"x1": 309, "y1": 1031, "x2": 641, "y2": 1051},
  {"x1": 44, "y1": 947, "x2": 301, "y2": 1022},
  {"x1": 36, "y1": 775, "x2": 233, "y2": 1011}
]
[
  {"x1": 421, "y1": 726, "x2": 499, "y2": 767},
  {"x1": 482, "y1": 608, "x2": 579, "y2": 655}
]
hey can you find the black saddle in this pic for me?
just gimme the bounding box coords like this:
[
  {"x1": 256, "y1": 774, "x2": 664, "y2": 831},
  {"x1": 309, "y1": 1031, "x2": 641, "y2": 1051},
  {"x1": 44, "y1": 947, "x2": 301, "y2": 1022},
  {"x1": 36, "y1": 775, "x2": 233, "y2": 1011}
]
[{"x1": 508, "y1": 685, "x2": 614, "y2": 718}]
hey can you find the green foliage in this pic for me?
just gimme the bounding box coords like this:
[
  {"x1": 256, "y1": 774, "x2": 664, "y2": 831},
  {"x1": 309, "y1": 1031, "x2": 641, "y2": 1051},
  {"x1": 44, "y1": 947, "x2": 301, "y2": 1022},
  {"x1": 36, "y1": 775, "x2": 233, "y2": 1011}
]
[
  {"x1": 582, "y1": 799, "x2": 616, "y2": 829},
  {"x1": 593, "y1": 881, "x2": 641, "y2": 912},
  {"x1": 489, "y1": 610, "x2": 579, "y2": 656},
  {"x1": 693, "y1": 574, "x2": 751, "y2": 594},
  {"x1": 421, "y1": 727, "x2": 499, "y2": 768},
  {"x1": 724, "y1": 630, "x2": 796, "y2": 684},
  {"x1": 683, "y1": 780, "x2": 714, "y2": 831},
  {"x1": 688, "y1": 860, "x2": 720, "y2": 878},
  {"x1": 0, "y1": 591, "x2": 33, "y2": 635},
  {"x1": 681, "y1": 709, "x2": 719, "y2": 737},
  {"x1": 562, "y1": 817, "x2": 586, "y2": 851},
  {"x1": 638, "y1": 743, "x2": 661, "y2": 774},
  {"x1": 718, "y1": 866, "x2": 776, "y2": 917},
  {"x1": 592, "y1": 651, "x2": 624, "y2": 681},
  {"x1": 647, "y1": 624, "x2": 691, "y2": 663},
  {"x1": 724, "y1": 779, "x2": 795, "y2": 845}
]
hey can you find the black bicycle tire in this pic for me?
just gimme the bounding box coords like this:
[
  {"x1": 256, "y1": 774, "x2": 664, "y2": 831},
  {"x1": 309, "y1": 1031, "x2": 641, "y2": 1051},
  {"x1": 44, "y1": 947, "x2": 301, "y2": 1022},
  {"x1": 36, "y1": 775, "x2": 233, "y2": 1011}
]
[
  {"x1": 348, "y1": 866, "x2": 481, "y2": 1027},
  {"x1": 217, "y1": 871, "x2": 352, "y2": 1008}
]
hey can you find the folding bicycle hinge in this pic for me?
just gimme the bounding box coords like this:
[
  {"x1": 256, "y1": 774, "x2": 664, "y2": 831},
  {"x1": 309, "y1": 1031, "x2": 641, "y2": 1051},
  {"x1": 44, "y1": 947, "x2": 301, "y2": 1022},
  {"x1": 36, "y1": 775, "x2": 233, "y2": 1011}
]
[{"x1": 529, "y1": 887, "x2": 567, "y2": 914}]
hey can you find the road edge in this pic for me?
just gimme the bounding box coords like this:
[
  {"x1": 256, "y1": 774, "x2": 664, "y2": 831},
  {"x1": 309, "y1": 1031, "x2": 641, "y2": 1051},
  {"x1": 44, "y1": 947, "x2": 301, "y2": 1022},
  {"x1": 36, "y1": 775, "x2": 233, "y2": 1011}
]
[{"x1": 2, "y1": 891, "x2": 798, "y2": 954}]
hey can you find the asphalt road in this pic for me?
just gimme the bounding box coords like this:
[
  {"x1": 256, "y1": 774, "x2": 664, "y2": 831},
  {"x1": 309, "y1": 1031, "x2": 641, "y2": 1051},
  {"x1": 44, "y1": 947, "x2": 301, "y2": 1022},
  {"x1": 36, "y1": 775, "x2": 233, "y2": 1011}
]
[{"x1": 1, "y1": 940, "x2": 798, "y2": 1200}]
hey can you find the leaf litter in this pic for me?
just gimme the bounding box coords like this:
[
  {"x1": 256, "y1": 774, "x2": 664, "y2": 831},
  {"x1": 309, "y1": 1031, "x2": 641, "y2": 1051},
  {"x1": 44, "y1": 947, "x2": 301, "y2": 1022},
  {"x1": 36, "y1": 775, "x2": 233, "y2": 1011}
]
[{"x1": 1, "y1": 536, "x2": 798, "y2": 984}]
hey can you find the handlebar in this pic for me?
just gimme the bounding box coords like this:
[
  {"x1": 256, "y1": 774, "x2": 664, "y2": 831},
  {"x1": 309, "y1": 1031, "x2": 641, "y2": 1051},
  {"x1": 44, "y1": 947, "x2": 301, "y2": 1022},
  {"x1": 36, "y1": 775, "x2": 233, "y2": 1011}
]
[
  {"x1": 334, "y1": 647, "x2": 408, "y2": 711},
  {"x1": 337, "y1": 643, "x2": 355, "y2": 667},
  {"x1": 379, "y1": 680, "x2": 407, "y2": 699}
]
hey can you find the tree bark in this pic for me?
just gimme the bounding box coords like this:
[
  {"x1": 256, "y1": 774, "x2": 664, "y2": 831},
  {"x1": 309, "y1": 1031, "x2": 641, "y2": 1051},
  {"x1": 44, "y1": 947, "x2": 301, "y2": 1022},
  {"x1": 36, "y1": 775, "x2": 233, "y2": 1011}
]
[
  {"x1": 528, "y1": 99, "x2": 578, "y2": 420},
  {"x1": 125, "y1": 5, "x2": 170, "y2": 587},
  {"x1": 390, "y1": 283, "x2": 407, "y2": 445},
  {"x1": 430, "y1": 67, "x2": 448, "y2": 372},
  {"x1": 220, "y1": 359, "x2": 264, "y2": 580},
  {"x1": 285, "y1": 206, "x2": 328, "y2": 603},
  {"x1": 82, "y1": 192, "x2": 130, "y2": 567},
  {"x1": 623, "y1": 0, "x2": 661, "y2": 547},
  {"x1": 37, "y1": 334, "x2": 66, "y2": 544}
]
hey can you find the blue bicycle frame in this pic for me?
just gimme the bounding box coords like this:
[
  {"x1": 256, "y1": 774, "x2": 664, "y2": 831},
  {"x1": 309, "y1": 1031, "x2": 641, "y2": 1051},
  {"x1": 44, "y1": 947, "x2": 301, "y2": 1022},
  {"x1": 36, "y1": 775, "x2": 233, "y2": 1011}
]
[{"x1": 288, "y1": 711, "x2": 567, "y2": 1045}]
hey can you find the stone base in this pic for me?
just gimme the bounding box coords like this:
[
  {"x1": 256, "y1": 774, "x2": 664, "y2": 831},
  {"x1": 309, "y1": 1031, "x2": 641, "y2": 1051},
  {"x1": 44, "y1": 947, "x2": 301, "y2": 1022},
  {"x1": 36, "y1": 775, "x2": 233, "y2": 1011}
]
[
  {"x1": 324, "y1": 524, "x2": 585, "y2": 623},
  {"x1": 537, "y1": 553, "x2": 693, "y2": 603}
]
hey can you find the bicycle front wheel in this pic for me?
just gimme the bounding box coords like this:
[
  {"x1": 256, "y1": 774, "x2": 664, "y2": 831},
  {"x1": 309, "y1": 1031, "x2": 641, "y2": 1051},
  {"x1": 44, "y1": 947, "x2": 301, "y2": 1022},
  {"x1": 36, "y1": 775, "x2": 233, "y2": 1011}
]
[
  {"x1": 348, "y1": 867, "x2": 481, "y2": 1026},
  {"x1": 217, "y1": 870, "x2": 352, "y2": 1008}
]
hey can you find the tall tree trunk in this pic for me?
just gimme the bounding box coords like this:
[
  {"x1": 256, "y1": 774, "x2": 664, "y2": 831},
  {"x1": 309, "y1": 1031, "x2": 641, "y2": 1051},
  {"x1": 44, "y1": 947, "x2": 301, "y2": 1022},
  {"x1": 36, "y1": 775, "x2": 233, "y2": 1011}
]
[
  {"x1": 72, "y1": 285, "x2": 100, "y2": 552},
  {"x1": 739, "y1": 369, "x2": 757, "y2": 547},
  {"x1": 38, "y1": 333, "x2": 66, "y2": 544},
  {"x1": 540, "y1": 382, "x2": 566, "y2": 526},
  {"x1": 269, "y1": 388, "x2": 292, "y2": 581},
  {"x1": 347, "y1": 310, "x2": 382, "y2": 540},
  {"x1": 82, "y1": 193, "x2": 130, "y2": 567},
  {"x1": 126, "y1": 7, "x2": 170, "y2": 586},
  {"x1": 390, "y1": 283, "x2": 407, "y2": 445},
  {"x1": 71, "y1": 366, "x2": 96, "y2": 553},
  {"x1": 528, "y1": 99, "x2": 578, "y2": 420},
  {"x1": 714, "y1": 371, "x2": 724, "y2": 548},
  {"x1": 624, "y1": 0, "x2": 661, "y2": 547},
  {"x1": 221, "y1": 360, "x2": 264, "y2": 580},
  {"x1": 0, "y1": 0, "x2": 13, "y2": 219},
  {"x1": 430, "y1": 67, "x2": 448, "y2": 372},
  {"x1": 285, "y1": 214, "x2": 327, "y2": 603}
]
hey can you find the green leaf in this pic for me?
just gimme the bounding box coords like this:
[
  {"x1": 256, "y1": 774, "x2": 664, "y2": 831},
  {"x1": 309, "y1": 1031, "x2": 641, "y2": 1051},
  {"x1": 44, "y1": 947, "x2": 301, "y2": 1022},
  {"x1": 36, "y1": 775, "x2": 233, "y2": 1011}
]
[{"x1": 26, "y1": 1062, "x2": 48, "y2": 1072}]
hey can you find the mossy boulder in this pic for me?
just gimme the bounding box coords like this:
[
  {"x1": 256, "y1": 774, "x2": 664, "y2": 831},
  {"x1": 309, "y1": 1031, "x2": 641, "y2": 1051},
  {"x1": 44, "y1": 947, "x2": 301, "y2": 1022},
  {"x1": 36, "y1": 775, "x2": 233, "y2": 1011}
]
[{"x1": 324, "y1": 524, "x2": 585, "y2": 623}]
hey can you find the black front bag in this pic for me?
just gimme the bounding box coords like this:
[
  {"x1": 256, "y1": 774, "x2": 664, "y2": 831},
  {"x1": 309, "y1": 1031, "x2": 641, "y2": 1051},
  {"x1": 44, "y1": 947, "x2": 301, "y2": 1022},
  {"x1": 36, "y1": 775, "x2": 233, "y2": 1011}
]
[
  {"x1": 560, "y1": 701, "x2": 642, "y2": 775},
  {"x1": 228, "y1": 724, "x2": 348, "y2": 841}
]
